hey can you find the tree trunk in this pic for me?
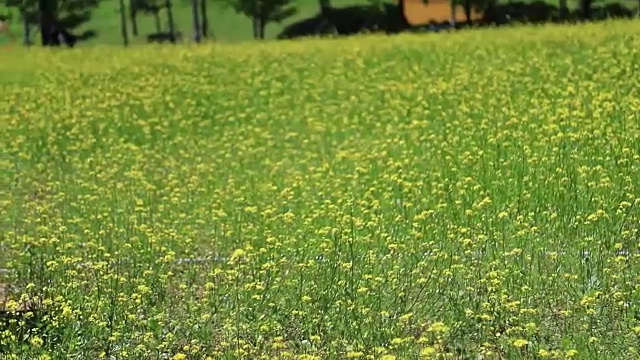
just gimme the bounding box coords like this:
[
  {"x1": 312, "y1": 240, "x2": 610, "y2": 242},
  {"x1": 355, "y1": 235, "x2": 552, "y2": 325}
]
[
  {"x1": 396, "y1": 0, "x2": 408, "y2": 31},
  {"x1": 319, "y1": 0, "x2": 331, "y2": 12},
  {"x1": 191, "y1": 0, "x2": 201, "y2": 42},
  {"x1": 165, "y1": 0, "x2": 176, "y2": 43},
  {"x1": 154, "y1": 12, "x2": 162, "y2": 32},
  {"x1": 200, "y1": 0, "x2": 209, "y2": 38},
  {"x1": 252, "y1": 16, "x2": 259, "y2": 39},
  {"x1": 119, "y1": 0, "x2": 129, "y2": 46},
  {"x1": 463, "y1": 0, "x2": 472, "y2": 23},
  {"x1": 319, "y1": 0, "x2": 334, "y2": 33},
  {"x1": 21, "y1": 8, "x2": 31, "y2": 46},
  {"x1": 319, "y1": 0, "x2": 332, "y2": 23},
  {"x1": 259, "y1": 18, "x2": 265, "y2": 39},
  {"x1": 129, "y1": 0, "x2": 138, "y2": 36},
  {"x1": 450, "y1": 0, "x2": 457, "y2": 28},
  {"x1": 38, "y1": 0, "x2": 57, "y2": 46},
  {"x1": 580, "y1": 0, "x2": 591, "y2": 19},
  {"x1": 558, "y1": 0, "x2": 568, "y2": 19},
  {"x1": 251, "y1": 17, "x2": 266, "y2": 40}
]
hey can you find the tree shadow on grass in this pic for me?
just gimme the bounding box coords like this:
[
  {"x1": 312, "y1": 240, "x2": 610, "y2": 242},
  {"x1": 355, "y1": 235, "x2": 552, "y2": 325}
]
[
  {"x1": 278, "y1": 0, "x2": 638, "y2": 40},
  {"x1": 483, "y1": 1, "x2": 559, "y2": 24},
  {"x1": 145, "y1": 30, "x2": 184, "y2": 44},
  {"x1": 483, "y1": 0, "x2": 636, "y2": 24},
  {"x1": 589, "y1": 2, "x2": 636, "y2": 20},
  {"x1": 277, "y1": 3, "x2": 409, "y2": 40},
  {"x1": 7, "y1": 10, "x2": 97, "y2": 46},
  {"x1": 77, "y1": 30, "x2": 97, "y2": 41}
]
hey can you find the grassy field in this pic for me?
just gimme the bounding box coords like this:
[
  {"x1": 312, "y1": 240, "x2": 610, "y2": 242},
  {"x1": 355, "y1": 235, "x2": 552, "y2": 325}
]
[{"x1": 2, "y1": 20, "x2": 640, "y2": 359}]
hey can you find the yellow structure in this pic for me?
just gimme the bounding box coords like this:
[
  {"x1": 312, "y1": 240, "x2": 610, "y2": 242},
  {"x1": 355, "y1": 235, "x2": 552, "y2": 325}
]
[{"x1": 401, "y1": 0, "x2": 484, "y2": 26}]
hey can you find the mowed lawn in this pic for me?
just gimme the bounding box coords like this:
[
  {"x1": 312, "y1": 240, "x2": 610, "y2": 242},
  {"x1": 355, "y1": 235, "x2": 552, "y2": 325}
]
[{"x1": 1, "y1": 20, "x2": 640, "y2": 359}]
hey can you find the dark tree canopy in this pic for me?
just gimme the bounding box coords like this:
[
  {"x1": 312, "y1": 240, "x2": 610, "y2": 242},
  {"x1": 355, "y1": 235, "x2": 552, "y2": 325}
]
[{"x1": 4, "y1": 0, "x2": 101, "y2": 45}]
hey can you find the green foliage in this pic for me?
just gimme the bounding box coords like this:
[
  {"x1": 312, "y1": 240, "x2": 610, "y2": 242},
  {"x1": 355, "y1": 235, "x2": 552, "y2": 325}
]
[
  {"x1": 132, "y1": 0, "x2": 164, "y2": 13},
  {"x1": 365, "y1": 0, "x2": 386, "y2": 12},
  {"x1": 471, "y1": 0, "x2": 497, "y2": 12},
  {"x1": 3, "y1": 0, "x2": 102, "y2": 29},
  {"x1": 0, "y1": 8, "x2": 11, "y2": 21},
  {"x1": 217, "y1": 0, "x2": 297, "y2": 24}
]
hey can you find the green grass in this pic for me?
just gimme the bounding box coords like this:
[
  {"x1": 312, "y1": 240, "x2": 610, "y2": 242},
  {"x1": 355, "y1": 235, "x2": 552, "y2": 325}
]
[{"x1": 1, "y1": 20, "x2": 640, "y2": 359}]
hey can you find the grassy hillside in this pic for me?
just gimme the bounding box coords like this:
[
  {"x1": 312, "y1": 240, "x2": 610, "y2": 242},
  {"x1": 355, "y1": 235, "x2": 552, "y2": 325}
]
[{"x1": 2, "y1": 20, "x2": 640, "y2": 359}]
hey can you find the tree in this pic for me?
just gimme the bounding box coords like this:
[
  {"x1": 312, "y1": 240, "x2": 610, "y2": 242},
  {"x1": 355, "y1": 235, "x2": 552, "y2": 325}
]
[
  {"x1": 462, "y1": 0, "x2": 472, "y2": 23},
  {"x1": 136, "y1": 0, "x2": 177, "y2": 41},
  {"x1": 450, "y1": 0, "x2": 456, "y2": 28},
  {"x1": 164, "y1": 0, "x2": 176, "y2": 43},
  {"x1": 132, "y1": 0, "x2": 164, "y2": 33},
  {"x1": 185, "y1": 0, "x2": 210, "y2": 38},
  {"x1": 21, "y1": 11, "x2": 32, "y2": 46},
  {"x1": 129, "y1": 0, "x2": 138, "y2": 36},
  {"x1": 38, "y1": 0, "x2": 55, "y2": 45},
  {"x1": 317, "y1": 0, "x2": 334, "y2": 34},
  {"x1": 580, "y1": 0, "x2": 592, "y2": 19},
  {"x1": 199, "y1": 0, "x2": 209, "y2": 37},
  {"x1": 558, "y1": 0, "x2": 568, "y2": 19},
  {"x1": 0, "y1": 13, "x2": 18, "y2": 44},
  {"x1": 468, "y1": 0, "x2": 497, "y2": 24},
  {"x1": 191, "y1": 0, "x2": 201, "y2": 42},
  {"x1": 1, "y1": 7, "x2": 32, "y2": 45},
  {"x1": 181, "y1": 0, "x2": 210, "y2": 38},
  {"x1": 119, "y1": 0, "x2": 129, "y2": 45},
  {"x1": 4, "y1": 0, "x2": 101, "y2": 46},
  {"x1": 461, "y1": 0, "x2": 493, "y2": 24},
  {"x1": 218, "y1": 0, "x2": 296, "y2": 40}
]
